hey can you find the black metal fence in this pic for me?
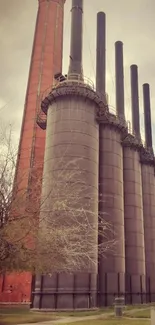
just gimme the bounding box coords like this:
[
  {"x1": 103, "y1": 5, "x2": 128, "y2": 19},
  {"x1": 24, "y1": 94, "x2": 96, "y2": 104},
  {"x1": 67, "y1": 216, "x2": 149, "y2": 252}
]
[
  {"x1": 98, "y1": 273, "x2": 155, "y2": 307},
  {"x1": 30, "y1": 272, "x2": 155, "y2": 309}
]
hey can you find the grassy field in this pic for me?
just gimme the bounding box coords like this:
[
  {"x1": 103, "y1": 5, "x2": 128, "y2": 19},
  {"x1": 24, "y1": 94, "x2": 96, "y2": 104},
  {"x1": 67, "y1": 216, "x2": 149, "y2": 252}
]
[
  {"x1": 0, "y1": 307, "x2": 113, "y2": 325},
  {"x1": 124, "y1": 308, "x2": 150, "y2": 318},
  {"x1": 63, "y1": 320, "x2": 150, "y2": 325},
  {"x1": 0, "y1": 311, "x2": 58, "y2": 325},
  {"x1": 0, "y1": 305, "x2": 152, "y2": 325}
]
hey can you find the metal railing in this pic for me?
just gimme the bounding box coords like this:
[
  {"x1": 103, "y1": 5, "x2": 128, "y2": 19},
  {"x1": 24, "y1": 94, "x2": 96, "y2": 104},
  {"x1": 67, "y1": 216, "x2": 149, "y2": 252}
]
[
  {"x1": 36, "y1": 76, "x2": 150, "y2": 152},
  {"x1": 36, "y1": 111, "x2": 47, "y2": 130},
  {"x1": 53, "y1": 73, "x2": 95, "y2": 90},
  {"x1": 53, "y1": 73, "x2": 109, "y2": 105}
]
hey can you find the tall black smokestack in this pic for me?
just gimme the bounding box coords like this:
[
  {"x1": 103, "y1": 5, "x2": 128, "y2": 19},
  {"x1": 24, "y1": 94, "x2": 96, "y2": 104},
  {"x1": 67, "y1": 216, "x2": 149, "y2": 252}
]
[
  {"x1": 96, "y1": 12, "x2": 106, "y2": 95},
  {"x1": 68, "y1": 0, "x2": 83, "y2": 79},
  {"x1": 115, "y1": 41, "x2": 125, "y2": 119},
  {"x1": 143, "y1": 83, "x2": 153, "y2": 150},
  {"x1": 130, "y1": 64, "x2": 140, "y2": 138}
]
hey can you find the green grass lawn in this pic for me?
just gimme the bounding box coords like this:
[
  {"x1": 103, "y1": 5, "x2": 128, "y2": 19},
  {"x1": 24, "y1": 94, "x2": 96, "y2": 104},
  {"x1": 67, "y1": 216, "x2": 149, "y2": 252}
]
[
  {"x1": 0, "y1": 305, "x2": 152, "y2": 325},
  {"x1": 56, "y1": 308, "x2": 112, "y2": 317},
  {"x1": 124, "y1": 308, "x2": 150, "y2": 318},
  {"x1": 0, "y1": 306, "x2": 113, "y2": 325},
  {"x1": 0, "y1": 312, "x2": 58, "y2": 325},
  {"x1": 0, "y1": 307, "x2": 60, "y2": 325}
]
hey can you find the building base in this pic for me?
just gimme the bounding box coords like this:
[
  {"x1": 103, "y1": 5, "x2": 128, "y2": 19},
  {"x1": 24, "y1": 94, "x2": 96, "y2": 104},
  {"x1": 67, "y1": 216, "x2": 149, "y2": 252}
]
[
  {"x1": 32, "y1": 273, "x2": 97, "y2": 310},
  {"x1": 0, "y1": 272, "x2": 32, "y2": 304}
]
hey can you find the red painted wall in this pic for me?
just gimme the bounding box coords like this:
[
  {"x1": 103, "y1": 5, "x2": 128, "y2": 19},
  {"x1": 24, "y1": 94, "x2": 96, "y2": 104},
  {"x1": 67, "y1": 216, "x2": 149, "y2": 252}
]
[
  {"x1": 0, "y1": 273, "x2": 32, "y2": 303},
  {"x1": 0, "y1": 0, "x2": 65, "y2": 304}
]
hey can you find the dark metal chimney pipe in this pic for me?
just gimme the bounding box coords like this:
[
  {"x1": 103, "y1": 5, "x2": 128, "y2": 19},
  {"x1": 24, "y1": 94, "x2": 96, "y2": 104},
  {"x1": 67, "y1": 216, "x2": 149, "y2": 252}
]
[
  {"x1": 130, "y1": 64, "x2": 140, "y2": 138},
  {"x1": 96, "y1": 12, "x2": 106, "y2": 95},
  {"x1": 68, "y1": 0, "x2": 83, "y2": 79},
  {"x1": 115, "y1": 41, "x2": 125, "y2": 119},
  {"x1": 143, "y1": 83, "x2": 153, "y2": 150}
]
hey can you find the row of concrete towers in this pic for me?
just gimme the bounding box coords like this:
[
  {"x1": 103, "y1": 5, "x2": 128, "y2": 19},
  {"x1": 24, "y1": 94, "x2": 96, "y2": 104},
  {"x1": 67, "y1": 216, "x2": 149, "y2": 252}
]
[
  {"x1": 32, "y1": 0, "x2": 155, "y2": 309},
  {"x1": 0, "y1": 0, "x2": 155, "y2": 308}
]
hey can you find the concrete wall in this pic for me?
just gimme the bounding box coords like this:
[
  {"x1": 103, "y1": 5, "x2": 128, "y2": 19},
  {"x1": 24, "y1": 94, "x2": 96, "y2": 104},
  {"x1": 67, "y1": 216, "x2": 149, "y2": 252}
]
[
  {"x1": 123, "y1": 148, "x2": 146, "y2": 303},
  {"x1": 99, "y1": 126, "x2": 125, "y2": 306},
  {"x1": 142, "y1": 164, "x2": 155, "y2": 300},
  {"x1": 33, "y1": 91, "x2": 99, "y2": 310}
]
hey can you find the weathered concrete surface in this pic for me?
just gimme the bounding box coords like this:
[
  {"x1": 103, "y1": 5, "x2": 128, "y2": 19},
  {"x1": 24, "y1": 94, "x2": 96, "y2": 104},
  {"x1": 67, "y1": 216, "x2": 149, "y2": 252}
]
[
  {"x1": 142, "y1": 164, "x2": 155, "y2": 300},
  {"x1": 99, "y1": 126, "x2": 125, "y2": 306},
  {"x1": 123, "y1": 147, "x2": 146, "y2": 303},
  {"x1": 33, "y1": 87, "x2": 99, "y2": 309}
]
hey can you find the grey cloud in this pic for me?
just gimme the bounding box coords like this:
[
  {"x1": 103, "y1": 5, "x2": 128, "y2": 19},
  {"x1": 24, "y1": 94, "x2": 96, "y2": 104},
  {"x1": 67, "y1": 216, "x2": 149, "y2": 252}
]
[
  {"x1": 0, "y1": 0, "x2": 155, "y2": 144},
  {"x1": 0, "y1": 0, "x2": 37, "y2": 134}
]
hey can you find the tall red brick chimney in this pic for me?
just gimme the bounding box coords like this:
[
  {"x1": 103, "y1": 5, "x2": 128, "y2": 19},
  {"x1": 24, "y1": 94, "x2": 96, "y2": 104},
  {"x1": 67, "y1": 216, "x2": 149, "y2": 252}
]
[{"x1": 0, "y1": 0, "x2": 65, "y2": 304}]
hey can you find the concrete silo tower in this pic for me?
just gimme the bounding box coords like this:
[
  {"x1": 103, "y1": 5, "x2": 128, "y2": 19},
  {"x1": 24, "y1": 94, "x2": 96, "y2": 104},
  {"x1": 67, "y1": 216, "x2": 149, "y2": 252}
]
[
  {"x1": 123, "y1": 65, "x2": 146, "y2": 303},
  {"x1": 96, "y1": 20, "x2": 126, "y2": 303},
  {"x1": 141, "y1": 84, "x2": 155, "y2": 301},
  {"x1": 33, "y1": 0, "x2": 106, "y2": 310}
]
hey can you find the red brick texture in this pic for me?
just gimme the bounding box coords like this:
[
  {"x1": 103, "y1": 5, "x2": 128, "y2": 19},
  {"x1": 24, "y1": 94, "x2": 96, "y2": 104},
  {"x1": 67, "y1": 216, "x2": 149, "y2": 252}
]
[{"x1": 0, "y1": 0, "x2": 65, "y2": 304}]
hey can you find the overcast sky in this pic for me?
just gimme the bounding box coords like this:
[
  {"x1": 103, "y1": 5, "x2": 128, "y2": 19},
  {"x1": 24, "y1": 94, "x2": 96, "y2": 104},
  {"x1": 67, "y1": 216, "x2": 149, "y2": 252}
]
[{"x1": 0, "y1": 0, "x2": 155, "y2": 144}]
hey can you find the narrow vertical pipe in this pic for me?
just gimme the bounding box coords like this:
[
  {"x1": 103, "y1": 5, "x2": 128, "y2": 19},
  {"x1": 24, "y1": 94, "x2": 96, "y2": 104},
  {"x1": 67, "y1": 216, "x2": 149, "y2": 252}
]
[
  {"x1": 115, "y1": 41, "x2": 125, "y2": 119},
  {"x1": 130, "y1": 64, "x2": 140, "y2": 138},
  {"x1": 68, "y1": 0, "x2": 83, "y2": 78},
  {"x1": 143, "y1": 83, "x2": 153, "y2": 150},
  {"x1": 97, "y1": 11, "x2": 107, "y2": 306},
  {"x1": 96, "y1": 12, "x2": 106, "y2": 95}
]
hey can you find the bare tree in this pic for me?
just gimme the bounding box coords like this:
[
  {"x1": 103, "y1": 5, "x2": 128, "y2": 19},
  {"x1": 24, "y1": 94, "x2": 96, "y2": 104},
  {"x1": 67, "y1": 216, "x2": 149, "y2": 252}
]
[
  {"x1": 0, "y1": 125, "x2": 16, "y2": 224},
  {"x1": 0, "y1": 126, "x2": 115, "y2": 275},
  {"x1": 0, "y1": 124, "x2": 19, "y2": 266}
]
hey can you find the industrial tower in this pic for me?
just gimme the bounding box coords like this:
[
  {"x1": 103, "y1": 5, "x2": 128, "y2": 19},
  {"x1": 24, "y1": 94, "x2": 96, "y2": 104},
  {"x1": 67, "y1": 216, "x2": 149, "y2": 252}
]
[
  {"x1": 0, "y1": 0, "x2": 65, "y2": 303},
  {"x1": 32, "y1": 0, "x2": 155, "y2": 309},
  {"x1": 33, "y1": 0, "x2": 101, "y2": 309},
  {"x1": 1, "y1": 0, "x2": 155, "y2": 309}
]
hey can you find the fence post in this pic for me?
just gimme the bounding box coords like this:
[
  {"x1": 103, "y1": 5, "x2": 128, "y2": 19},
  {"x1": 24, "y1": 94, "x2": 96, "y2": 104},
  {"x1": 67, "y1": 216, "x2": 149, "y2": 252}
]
[
  {"x1": 39, "y1": 275, "x2": 43, "y2": 309},
  {"x1": 140, "y1": 275, "x2": 143, "y2": 304},
  {"x1": 148, "y1": 277, "x2": 151, "y2": 303},
  {"x1": 89, "y1": 273, "x2": 91, "y2": 309},
  {"x1": 55, "y1": 273, "x2": 59, "y2": 310},
  {"x1": 2, "y1": 273, "x2": 5, "y2": 292},
  {"x1": 105, "y1": 273, "x2": 107, "y2": 307},
  {"x1": 129, "y1": 275, "x2": 132, "y2": 305},
  {"x1": 97, "y1": 273, "x2": 99, "y2": 307},
  {"x1": 118, "y1": 273, "x2": 120, "y2": 296},
  {"x1": 30, "y1": 274, "x2": 35, "y2": 309},
  {"x1": 73, "y1": 273, "x2": 76, "y2": 310}
]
